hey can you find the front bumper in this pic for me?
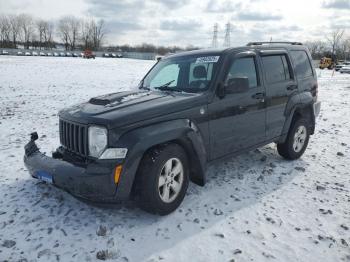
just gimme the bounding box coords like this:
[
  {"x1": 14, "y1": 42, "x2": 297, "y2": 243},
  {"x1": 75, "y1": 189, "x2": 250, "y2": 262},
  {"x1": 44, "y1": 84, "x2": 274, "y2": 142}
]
[{"x1": 24, "y1": 135, "x2": 122, "y2": 203}]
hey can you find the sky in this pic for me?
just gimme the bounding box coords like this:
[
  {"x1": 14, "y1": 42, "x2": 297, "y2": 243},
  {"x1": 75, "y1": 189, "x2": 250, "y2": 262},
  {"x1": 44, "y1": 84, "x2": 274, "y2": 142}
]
[{"x1": 0, "y1": 0, "x2": 349, "y2": 47}]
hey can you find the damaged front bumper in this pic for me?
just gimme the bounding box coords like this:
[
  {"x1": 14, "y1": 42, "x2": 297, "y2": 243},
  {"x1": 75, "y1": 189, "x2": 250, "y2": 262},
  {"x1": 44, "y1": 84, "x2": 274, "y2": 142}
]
[{"x1": 24, "y1": 132, "x2": 122, "y2": 202}]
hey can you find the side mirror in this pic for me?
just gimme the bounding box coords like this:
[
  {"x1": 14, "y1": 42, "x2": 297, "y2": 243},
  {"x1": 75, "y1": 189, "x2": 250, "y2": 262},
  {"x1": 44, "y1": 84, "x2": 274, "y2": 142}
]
[{"x1": 225, "y1": 77, "x2": 249, "y2": 94}]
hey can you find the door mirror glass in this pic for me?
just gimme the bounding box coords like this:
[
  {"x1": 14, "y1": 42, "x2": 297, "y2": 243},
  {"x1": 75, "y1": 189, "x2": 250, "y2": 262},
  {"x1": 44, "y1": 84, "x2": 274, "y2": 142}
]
[{"x1": 225, "y1": 77, "x2": 249, "y2": 94}]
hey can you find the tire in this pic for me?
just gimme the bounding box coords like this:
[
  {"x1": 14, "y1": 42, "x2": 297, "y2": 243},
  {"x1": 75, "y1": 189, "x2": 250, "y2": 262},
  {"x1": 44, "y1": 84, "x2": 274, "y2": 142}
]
[
  {"x1": 277, "y1": 118, "x2": 310, "y2": 160},
  {"x1": 135, "y1": 144, "x2": 189, "y2": 215}
]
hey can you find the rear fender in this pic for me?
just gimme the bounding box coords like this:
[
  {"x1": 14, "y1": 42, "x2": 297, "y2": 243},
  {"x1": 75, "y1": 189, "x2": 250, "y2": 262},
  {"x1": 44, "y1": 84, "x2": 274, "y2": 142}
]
[{"x1": 279, "y1": 92, "x2": 315, "y2": 143}]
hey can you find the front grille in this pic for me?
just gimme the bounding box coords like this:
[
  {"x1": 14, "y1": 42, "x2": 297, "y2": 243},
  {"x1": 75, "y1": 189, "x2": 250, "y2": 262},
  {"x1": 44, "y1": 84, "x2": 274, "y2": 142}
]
[{"x1": 59, "y1": 119, "x2": 88, "y2": 156}]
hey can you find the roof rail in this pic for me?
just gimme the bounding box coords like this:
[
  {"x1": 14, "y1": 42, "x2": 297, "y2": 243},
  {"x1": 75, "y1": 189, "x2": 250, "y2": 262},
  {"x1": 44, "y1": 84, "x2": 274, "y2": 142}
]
[{"x1": 247, "y1": 41, "x2": 303, "y2": 46}]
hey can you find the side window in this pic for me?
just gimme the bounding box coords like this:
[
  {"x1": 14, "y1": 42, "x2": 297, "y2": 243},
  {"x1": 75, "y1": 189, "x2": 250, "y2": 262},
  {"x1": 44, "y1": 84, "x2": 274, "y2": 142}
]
[
  {"x1": 290, "y1": 50, "x2": 313, "y2": 79},
  {"x1": 149, "y1": 64, "x2": 179, "y2": 88},
  {"x1": 261, "y1": 55, "x2": 291, "y2": 83},
  {"x1": 225, "y1": 57, "x2": 258, "y2": 88}
]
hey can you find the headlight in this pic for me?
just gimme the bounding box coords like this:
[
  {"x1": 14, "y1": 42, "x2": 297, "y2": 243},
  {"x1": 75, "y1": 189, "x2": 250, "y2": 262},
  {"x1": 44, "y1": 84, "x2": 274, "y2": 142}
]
[{"x1": 88, "y1": 126, "x2": 107, "y2": 158}]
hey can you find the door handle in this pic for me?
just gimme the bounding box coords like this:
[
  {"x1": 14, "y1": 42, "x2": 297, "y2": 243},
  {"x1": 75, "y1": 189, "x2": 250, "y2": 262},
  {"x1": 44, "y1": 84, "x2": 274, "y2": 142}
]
[
  {"x1": 287, "y1": 84, "x2": 298, "y2": 91},
  {"x1": 252, "y1": 92, "x2": 265, "y2": 100}
]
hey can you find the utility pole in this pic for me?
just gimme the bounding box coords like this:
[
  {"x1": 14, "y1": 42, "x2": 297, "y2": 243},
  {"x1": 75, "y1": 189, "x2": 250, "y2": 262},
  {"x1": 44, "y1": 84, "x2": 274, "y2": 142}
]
[
  {"x1": 223, "y1": 22, "x2": 231, "y2": 47},
  {"x1": 212, "y1": 23, "x2": 218, "y2": 48}
]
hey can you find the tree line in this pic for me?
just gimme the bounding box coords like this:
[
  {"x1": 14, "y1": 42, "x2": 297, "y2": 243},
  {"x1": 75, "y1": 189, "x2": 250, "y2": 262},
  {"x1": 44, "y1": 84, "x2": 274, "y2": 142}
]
[
  {"x1": 104, "y1": 43, "x2": 199, "y2": 56},
  {"x1": 0, "y1": 13, "x2": 106, "y2": 51},
  {"x1": 301, "y1": 29, "x2": 349, "y2": 60}
]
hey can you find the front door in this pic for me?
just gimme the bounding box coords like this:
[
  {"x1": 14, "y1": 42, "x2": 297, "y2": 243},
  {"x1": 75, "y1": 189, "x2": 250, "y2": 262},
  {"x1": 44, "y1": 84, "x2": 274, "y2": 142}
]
[{"x1": 208, "y1": 52, "x2": 266, "y2": 160}]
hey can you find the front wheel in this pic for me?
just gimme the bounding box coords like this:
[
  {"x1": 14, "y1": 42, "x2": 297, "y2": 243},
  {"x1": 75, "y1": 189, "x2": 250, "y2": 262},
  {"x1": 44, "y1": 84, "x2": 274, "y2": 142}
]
[
  {"x1": 277, "y1": 118, "x2": 310, "y2": 160},
  {"x1": 135, "y1": 144, "x2": 189, "y2": 215}
]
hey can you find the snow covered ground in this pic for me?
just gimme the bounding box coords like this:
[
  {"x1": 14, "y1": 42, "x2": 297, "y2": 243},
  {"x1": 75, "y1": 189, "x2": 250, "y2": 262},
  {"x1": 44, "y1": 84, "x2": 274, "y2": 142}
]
[{"x1": 0, "y1": 56, "x2": 349, "y2": 262}]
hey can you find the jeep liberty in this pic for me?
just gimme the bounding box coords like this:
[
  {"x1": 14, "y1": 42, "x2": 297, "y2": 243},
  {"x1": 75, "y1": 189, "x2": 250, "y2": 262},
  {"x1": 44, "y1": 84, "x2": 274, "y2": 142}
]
[{"x1": 24, "y1": 42, "x2": 321, "y2": 215}]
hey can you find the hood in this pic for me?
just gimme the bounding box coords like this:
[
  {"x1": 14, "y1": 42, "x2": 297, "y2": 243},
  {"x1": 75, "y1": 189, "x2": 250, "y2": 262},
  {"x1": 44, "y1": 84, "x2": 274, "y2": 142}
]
[{"x1": 59, "y1": 90, "x2": 205, "y2": 128}]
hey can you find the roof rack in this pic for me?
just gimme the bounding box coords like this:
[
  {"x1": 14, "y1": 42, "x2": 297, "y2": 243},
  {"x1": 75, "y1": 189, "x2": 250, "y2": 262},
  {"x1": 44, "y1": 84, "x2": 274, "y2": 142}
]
[{"x1": 247, "y1": 41, "x2": 303, "y2": 46}]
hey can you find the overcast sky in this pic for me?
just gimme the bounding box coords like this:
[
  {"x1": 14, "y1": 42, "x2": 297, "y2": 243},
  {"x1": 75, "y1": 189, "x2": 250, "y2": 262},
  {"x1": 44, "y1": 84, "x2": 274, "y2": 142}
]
[{"x1": 0, "y1": 0, "x2": 349, "y2": 47}]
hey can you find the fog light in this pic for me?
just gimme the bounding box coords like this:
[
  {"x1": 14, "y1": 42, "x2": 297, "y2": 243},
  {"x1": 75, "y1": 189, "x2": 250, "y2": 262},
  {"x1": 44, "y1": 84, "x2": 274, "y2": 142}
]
[
  {"x1": 100, "y1": 148, "x2": 128, "y2": 159},
  {"x1": 114, "y1": 165, "x2": 123, "y2": 184}
]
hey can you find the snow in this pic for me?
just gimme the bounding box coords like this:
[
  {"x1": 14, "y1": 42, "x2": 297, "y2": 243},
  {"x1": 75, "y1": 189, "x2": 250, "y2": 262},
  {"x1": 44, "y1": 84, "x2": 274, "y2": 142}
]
[
  {"x1": 106, "y1": 92, "x2": 151, "y2": 107},
  {"x1": 1, "y1": 56, "x2": 350, "y2": 262}
]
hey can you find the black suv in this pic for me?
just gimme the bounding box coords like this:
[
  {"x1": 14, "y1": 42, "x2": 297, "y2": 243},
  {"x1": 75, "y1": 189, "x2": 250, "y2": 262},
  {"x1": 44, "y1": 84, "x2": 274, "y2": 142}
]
[{"x1": 24, "y1": 42, "x2": 321, "y2": 215}]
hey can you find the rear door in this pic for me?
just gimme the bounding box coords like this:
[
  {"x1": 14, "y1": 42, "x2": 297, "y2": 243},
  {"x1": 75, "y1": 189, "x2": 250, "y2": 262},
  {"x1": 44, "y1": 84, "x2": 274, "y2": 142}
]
[{"x1": 259, "y1": 51, "x2": 297, "y2": 140}]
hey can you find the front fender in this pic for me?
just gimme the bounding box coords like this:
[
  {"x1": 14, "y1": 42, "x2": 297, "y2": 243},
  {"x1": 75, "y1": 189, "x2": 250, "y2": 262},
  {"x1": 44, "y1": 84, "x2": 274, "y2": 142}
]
[{"x1": 114, "y1": 119, "x2": 207, "y2": 200}]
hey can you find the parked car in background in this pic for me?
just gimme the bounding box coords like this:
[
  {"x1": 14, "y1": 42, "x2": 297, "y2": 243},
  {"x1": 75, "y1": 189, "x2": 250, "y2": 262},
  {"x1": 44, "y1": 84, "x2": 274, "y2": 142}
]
[
  {"x1": 73, "y1": 53, "x2": 79, "y2": 57},
  {"x1": 17, "y1": 51, "x2": 24, "y2": 56},
  {"x1": 39, "y1": 52, "x2": 46, "y2": 56},
  {"x1": 59, "y1": 52, "x2": 66, "y2": 57},
  {"x1": 111, "y1": 53, "x2": 117, "y2": 58},
  {"x1": 117, "y1": 53, "x2": 123, "y2": 58},
  {"x1": 1, "y1": 50, "x2": 9, "y2": 55},
  {"x1": 103, "y1": 53, "x2": 110, "y2": 57},
  {"x1": 340, "y1": 66, "x2": 350, "y2": 74},
  {"x1": 32, "y1": 51, "x2": 38, "y2": 56},
  {"x1": 53, "y1": 52, "x2": 59, "y2": 57},
  {"x1": 25, "y1": 52, "x2": 31, "y2": 56},
  {"x1": 66, "y1": 52, "x2": 72, "y2": 57},
  {"x1": 335, "y1": 61, "x2": 350, "y2": 71}
]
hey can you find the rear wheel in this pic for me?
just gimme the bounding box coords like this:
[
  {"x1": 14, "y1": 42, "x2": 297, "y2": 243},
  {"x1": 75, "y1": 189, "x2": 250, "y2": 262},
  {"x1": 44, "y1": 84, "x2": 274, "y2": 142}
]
[
  {"x1": 277, "y1": 118, "x2": 310, "y2": 160},
  {"x1": 136, "y1": 144, "x2": 189, "y2": 215}
]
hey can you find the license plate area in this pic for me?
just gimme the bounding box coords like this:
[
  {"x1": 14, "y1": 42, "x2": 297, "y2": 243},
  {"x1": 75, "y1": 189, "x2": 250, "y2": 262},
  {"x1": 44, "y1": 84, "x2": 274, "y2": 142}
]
[{"x1": 36, "y1": 170, "x2": 53, "y2": 184}]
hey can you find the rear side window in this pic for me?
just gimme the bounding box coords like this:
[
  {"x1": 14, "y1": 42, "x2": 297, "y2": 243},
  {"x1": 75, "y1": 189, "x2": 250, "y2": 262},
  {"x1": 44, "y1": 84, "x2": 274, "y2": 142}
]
[
  {"x1": 290, "y1": 50, "x2": 313, "y2": 79},
  {"x1": 262, "y1": 55, "x2": 291, "y2": 84}
]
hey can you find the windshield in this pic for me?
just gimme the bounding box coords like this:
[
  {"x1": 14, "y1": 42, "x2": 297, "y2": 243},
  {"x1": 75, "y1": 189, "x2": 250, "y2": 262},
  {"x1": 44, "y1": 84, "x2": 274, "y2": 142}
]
[{"x1": 141, "y1": 54, "x2": 221, "y2": 93}]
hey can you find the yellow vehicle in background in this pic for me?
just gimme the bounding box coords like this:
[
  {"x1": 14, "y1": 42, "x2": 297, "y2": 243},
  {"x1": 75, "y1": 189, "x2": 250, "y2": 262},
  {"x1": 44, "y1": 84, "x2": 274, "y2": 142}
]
[{"x1": 319, "y1": 57, "x2": 335, "y2": 69}]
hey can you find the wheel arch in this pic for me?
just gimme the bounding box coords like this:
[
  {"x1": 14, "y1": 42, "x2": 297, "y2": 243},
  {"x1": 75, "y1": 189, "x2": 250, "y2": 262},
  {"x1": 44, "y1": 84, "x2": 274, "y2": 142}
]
[
  {"x1": 279, "y1": 93, "x2": 316, "y2": 143},
  {"x1": 114, "y1": 119, "x2": 207, "y2": 200}
]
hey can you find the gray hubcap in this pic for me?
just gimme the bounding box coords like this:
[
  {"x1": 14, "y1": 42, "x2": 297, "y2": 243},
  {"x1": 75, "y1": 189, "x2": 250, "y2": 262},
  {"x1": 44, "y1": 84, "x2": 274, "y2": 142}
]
[
  {"x1": 293, "y1": 125, "x2": 307, "y2": 153},
  {"x1": 158, "y1": 158, "x2": 184, "y2": 203}
]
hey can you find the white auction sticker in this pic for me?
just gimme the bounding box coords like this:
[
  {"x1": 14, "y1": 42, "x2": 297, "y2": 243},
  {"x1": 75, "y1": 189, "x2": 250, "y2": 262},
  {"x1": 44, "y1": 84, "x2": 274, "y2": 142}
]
[{"x1": 195, "y1": 56, "x2": 220, "y2": 64}]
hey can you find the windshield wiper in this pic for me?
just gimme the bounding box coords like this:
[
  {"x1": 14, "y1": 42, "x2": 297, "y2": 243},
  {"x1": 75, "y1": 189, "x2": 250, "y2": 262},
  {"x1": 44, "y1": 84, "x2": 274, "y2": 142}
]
[{"x1": 156, "y1": 80, "x2": 175, "y2": 91}]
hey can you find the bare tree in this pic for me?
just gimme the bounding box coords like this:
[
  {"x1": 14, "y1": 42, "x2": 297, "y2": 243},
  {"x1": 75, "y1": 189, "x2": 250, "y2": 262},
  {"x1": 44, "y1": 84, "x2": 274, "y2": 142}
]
[
  {"x1": 80, "y1": 17, "x2": 106, "y2": 50},
  {"x1": 58, "y1": 16, "x2": 80, "y2": 50},
  {"x1": 92, "y1": 19, "x2": 106, "y2": 50},
  {"x1": 339, "y1": 38, "x2": 350, "y2": 61},
  {"x1": 18, "y1": 13, "x2": 35, "y2": 49},
  {"x1": 68, "y1": 16, "x2": 80, "y2": 50},
  {"x1": 58, "y1": 17, "x2": 70, "y2": 50},
  {"x1": 327, "y1": 29, "x2": 344, "y2": 58},
  {"x1": 36, "y1": 19, "x2": 46, "y2": 49},
  {"x1": 9, "y1": 14, "x2": 21, "y2": 48},
  {"x1": 44, "y1": 21, "x2": 54, "y2": 49},
  {"x1": 80, "y1": 18, "x2": 92, "y2": 49},
  {"x1": 0, "y1": 14, "x2": 11, "y2": 47}
]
